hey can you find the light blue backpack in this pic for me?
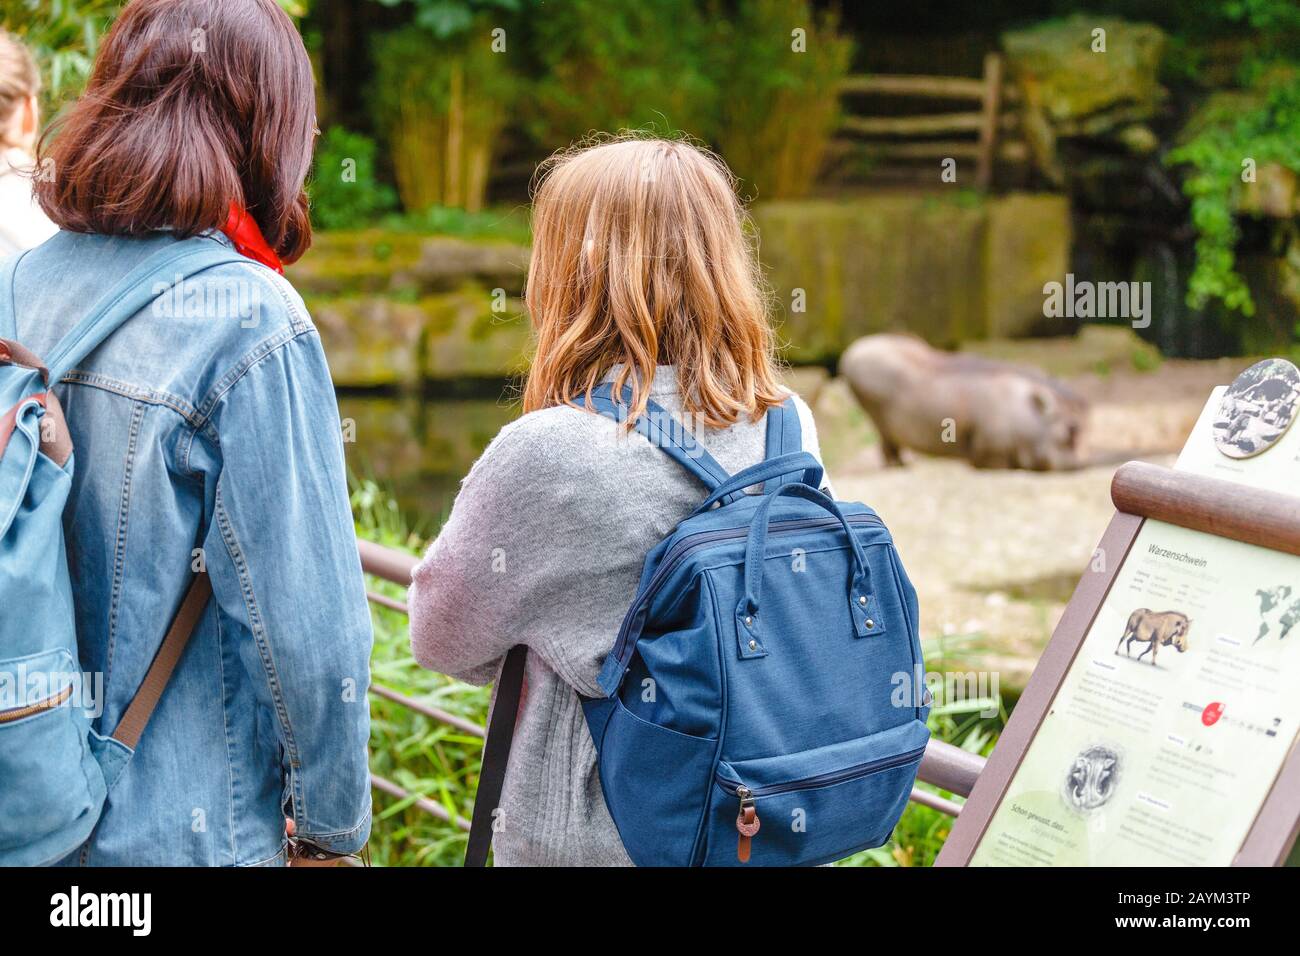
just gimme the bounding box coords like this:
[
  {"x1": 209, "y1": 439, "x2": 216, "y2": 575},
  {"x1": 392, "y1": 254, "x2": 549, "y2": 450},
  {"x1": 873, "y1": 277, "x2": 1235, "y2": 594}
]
[
  {"x1": 0, "y1": 240, "x2": 244, "y2": 866},
  {"x1": 467, "y1": 384, "x2": 930, "y2": 866}
]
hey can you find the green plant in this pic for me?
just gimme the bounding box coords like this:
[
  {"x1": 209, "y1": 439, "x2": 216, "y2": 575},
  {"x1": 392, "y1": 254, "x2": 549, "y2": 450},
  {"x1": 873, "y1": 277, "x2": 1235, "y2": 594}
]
[
  {"x1": 353, "y1": 478, "x2": 488, "y2": 867},
  {"x1": 709, "y1": 0, "x2": 853, "y2": 199},
  {"x1": 372, "y1": 0, "x2": 519, "y2": 38},
  {"x1": 1, "y1": 0, "x2": 119, "y2": 114},
  {"x1": 1167, "y1": 68, "x2": 1300, "y2": 316},
  {"x1": 370, "y1": 20, "x2": 519, "y2": 212},
  {"x1": 521, "y1": 0, "x2": 850, "y2": 199},
  {"x1": 309, "y1": 127, "x2": 398, "y2": 229},
  {"x1": 524, "y1": 0, "x2": 718, "y2": 144}
]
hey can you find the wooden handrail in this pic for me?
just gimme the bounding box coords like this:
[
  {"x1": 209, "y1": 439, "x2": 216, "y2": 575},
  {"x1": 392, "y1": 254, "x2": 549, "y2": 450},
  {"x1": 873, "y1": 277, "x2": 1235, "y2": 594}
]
[
  {"x1": 1112, "y1": 460, "x2": 1300, "y2": 556},
  {"x1": 918, "y1": 739, "x2": 984, "y2": 799},
  {"x1": 358, "y1": 538, "x2": 417, "y2": 585}
]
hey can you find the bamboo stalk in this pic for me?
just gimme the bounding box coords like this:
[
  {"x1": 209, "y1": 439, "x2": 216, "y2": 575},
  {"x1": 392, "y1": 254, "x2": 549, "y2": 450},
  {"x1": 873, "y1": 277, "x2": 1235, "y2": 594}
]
[{"x1": 447, "y1": 60, "x2": 464, "y2": 209}]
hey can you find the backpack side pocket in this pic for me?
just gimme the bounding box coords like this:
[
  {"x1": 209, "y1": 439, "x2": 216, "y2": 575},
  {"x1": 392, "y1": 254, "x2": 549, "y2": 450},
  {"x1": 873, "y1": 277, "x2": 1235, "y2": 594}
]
[{"x1": 0, "y1": 648, "x2": 105, "y2": 864}]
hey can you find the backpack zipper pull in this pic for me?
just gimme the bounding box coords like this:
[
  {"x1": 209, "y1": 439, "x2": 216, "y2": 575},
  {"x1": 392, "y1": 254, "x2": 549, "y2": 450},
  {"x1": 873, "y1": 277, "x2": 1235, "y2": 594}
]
[{"x1": 735, "y1": 786, "x2": 760, "y2": 863}]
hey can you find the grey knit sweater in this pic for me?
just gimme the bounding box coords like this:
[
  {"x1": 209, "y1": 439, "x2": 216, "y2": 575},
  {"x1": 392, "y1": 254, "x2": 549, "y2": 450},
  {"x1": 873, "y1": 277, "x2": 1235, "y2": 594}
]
[{"x1": 408, "y1": 366, "x2": 826, "y2": 866}]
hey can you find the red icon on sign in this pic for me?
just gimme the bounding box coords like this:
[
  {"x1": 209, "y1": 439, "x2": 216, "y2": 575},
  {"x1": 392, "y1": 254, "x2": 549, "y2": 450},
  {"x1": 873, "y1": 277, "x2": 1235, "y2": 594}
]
[{"x1": 1202, "y1": 702, "x2": 1224, "y2": 726}]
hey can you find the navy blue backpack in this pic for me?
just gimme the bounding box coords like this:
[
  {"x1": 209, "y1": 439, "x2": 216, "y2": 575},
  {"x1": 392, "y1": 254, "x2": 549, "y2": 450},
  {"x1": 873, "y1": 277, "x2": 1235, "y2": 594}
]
[{"x1": 466, "y1": 384, "x2": 929, "y2": 867}]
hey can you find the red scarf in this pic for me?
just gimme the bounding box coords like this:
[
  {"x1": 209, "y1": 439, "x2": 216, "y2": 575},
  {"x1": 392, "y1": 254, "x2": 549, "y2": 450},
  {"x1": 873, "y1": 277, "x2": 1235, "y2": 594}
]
[{"x1": 222, "y1": 202, "x2": 283, "y2": 274}]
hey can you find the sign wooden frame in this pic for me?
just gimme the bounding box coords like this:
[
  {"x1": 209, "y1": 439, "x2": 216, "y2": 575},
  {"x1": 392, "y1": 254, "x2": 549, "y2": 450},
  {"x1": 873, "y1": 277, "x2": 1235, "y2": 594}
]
[{"x1": 937, "y1": 460, "x2": 1300, "y2": 867}]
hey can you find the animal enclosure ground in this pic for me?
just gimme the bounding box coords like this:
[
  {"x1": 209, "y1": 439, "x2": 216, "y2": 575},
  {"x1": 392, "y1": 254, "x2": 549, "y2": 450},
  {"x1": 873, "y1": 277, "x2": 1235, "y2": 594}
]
[{"x1": 802, "y1": 345, "x2": 1258, "y2": 690}]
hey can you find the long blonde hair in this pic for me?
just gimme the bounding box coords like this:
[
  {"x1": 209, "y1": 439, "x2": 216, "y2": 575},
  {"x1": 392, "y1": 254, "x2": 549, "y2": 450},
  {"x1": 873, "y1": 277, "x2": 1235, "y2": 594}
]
[
  {"x1": 0, "y1": 31, "x2": 39, "y2": 149},
  {"x1": 522, "y1": 136, "x2": 785, "y2": 428}
]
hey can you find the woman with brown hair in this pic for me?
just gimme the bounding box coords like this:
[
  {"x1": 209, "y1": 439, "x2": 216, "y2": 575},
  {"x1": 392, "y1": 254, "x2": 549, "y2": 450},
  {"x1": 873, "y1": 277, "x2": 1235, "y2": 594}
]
[
  {"x1": 0, "y1": 0, "x2": 372, "y2": 865},
  {"x1": 0, "y1": 30, "x2": 56, "y2": 254}
]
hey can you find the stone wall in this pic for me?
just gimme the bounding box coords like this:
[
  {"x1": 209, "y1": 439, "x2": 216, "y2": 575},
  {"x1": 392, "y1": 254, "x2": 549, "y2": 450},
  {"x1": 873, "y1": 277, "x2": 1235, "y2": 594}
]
[
  {"x1": 290, "y1": 231, "x2": 531, "y2": 388},
  {"x1": 755, "y1": 193, "x2": 1071, "y2": 364},
  {"x1": 290, "y1": 193, "x2": 1071, "y2": 386}
]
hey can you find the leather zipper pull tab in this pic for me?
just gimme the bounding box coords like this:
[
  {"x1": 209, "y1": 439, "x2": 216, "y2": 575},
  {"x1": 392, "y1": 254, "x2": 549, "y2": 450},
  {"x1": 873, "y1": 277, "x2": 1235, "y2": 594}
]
[{"x1": 735, "y1": 787, "x2": 760, "y2": 863}]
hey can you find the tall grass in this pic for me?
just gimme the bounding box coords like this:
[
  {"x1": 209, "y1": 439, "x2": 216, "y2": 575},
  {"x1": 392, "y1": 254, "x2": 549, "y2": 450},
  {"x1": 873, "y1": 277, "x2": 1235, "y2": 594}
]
[
  {"x1": 354, "y1": 480, "x2": 1002, "y2": 866},
  {"x1": 354, "y1": 480, "x2": 487, "y2": 867}
]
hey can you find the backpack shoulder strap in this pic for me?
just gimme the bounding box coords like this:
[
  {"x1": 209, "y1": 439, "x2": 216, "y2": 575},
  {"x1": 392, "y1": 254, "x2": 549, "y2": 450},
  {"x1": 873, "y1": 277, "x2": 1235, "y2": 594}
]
[
  {"x1": 585, "y1": 382, "x2": 733, "y2": 492},
  {"x1": 762, "y1": 394, "x2": 804, "y2": 491},
  {"x1": 464, "y1": 644, "x2": 528, "y2": 867},
  {"x1": 43, "y1": 239, "x2": 246, "y2": 384},
  {"x1": 110, "y1": 571, "x2": 211, "y2": 749}
]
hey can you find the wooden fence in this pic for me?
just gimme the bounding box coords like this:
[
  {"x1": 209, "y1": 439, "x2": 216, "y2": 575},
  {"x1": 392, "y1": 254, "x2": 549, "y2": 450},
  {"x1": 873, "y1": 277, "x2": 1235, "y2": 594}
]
[{"x1": 834, "y1": 53, "x2": 1028, "y2": 190}]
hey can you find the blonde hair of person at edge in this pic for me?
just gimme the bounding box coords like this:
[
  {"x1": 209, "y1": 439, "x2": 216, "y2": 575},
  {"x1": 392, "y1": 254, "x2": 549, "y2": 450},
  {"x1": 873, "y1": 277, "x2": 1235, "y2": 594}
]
[{"x1": 0, "y1": 30, "x2": 58, "y2": 256}]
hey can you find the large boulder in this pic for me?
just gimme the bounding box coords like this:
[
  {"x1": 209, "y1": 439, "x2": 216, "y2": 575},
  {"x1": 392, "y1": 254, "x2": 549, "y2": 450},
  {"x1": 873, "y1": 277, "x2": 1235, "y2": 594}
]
[{"x1": 1003, "y1": 15, "x2": 1167, "y2": 184}]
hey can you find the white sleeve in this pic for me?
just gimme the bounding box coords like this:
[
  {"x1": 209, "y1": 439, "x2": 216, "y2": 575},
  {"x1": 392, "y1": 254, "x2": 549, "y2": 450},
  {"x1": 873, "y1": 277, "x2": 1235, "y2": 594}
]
[
  {"x1": 0, "y1": 172, "x2": 58, "y2": 255},
  {"x1": 789, "y1": 392, "x2": 834, "y2": 498}
]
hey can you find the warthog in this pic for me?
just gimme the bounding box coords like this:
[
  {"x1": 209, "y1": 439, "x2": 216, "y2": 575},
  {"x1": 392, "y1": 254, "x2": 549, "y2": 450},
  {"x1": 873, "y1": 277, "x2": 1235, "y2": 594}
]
[
  {"x1": 1116, "y1": 609, "x2": 1190, "y2": 666},
  {"x1": 839, "y1": 334, "x2": 1087, "y2": 471}
]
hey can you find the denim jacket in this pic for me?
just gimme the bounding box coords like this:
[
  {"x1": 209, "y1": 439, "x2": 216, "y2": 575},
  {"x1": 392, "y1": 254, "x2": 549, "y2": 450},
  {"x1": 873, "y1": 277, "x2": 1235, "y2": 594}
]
[{"x1": 5, "y1": 230, "x2": 372, "y2": 866}]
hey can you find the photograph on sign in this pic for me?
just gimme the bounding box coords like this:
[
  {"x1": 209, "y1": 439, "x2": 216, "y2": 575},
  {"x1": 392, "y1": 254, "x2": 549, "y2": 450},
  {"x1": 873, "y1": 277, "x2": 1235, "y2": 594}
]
[{"x1": 1212, "y1": 358, "x2": 1300, "y2": 460}]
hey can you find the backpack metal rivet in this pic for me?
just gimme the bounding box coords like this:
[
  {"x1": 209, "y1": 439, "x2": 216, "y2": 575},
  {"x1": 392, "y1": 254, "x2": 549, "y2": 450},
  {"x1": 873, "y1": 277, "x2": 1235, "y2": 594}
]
[
  {"x1": 865, "y1": 619, "x2": 875, "y2": 629},
  {"x1": 748, "y1": 640, "x2": 757, "y2": 651},
  {"x1": 745, "y1": 616, "x2": 753, "y2": 627},
  {"x1": 858, "y1": 596, "x2": 867, "y2": 606}
]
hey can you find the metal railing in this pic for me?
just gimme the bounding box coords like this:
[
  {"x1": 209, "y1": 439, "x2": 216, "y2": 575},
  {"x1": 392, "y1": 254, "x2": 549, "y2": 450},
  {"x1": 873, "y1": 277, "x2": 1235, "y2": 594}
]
[{"x1": 358, "y1": 538, "x2": 985, "y2": 828}]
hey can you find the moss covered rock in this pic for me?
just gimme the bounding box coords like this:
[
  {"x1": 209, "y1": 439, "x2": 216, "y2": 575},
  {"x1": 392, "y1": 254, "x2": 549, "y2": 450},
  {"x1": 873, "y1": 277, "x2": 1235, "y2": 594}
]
[
  {"x1": 302, "y1": 195, "x2": 1070, "y2": 382},
  {"x1": 1003, "y1": 16, "x2": 1166, "y2": 126},
  {"x1": 756, "y1": 192, "x2": 1070, "y2": 363},
  {"x1": 289, "y1": 231, "x2": 530, "y2": 297},
  {"x1": 308, "y1": 287, "x2": 530, "y2": 388},
  {"x1": 986, "y1": 194, "x2": 1073, "y2": 338},
  {"x1": 1003, "y1": 15, "x2": 1167, "y2": 183}
]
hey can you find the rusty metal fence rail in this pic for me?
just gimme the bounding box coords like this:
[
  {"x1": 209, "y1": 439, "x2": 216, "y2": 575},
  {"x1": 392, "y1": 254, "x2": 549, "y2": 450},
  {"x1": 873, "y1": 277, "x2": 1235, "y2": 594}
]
[{"x1": 358, "y1": 538, "x2": 985, "y2": 831}]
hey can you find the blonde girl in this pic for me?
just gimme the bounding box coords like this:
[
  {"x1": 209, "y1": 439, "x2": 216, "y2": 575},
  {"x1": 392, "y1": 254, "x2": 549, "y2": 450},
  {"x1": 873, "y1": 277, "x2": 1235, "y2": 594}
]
[
  {"x1": 0, "y1": 30, "x2": 56, "y2": 254},
  {"x1": 408, "y1": 137, "x2": 829, "y2": 866}
]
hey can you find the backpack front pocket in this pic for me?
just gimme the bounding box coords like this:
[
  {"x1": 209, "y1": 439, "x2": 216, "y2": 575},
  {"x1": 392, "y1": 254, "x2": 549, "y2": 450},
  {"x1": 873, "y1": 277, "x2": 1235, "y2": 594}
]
[
  {"x1": 0, "y1": 652, "x2": 100, "y2": 855},
  {"x1": 700, "y1": 718, "x2": 929, "y2": 866}
]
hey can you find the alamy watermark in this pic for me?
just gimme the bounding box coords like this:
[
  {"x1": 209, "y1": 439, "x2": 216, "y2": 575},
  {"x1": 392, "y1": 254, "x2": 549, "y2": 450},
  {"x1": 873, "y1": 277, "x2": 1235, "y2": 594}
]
[
  {"x1": 892, "y1": 665, "x2": 1000, "y2": 719},
  {"x1": 151, "y1": 274, "x2": 264, "y2": 328},
  {"x1": 0, "y1": 665, "x2": 104, "y2": 719},
  {"x1": 1043, "y1": 273, "x2": 1151, "y2": 329}
]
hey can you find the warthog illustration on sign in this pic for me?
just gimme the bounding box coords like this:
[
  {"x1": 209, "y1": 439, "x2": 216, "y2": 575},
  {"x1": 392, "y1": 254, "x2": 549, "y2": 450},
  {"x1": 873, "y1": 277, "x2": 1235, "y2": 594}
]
[{"x1": 1116, "y1": 609, "x2": 1190, "y2": 666}]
